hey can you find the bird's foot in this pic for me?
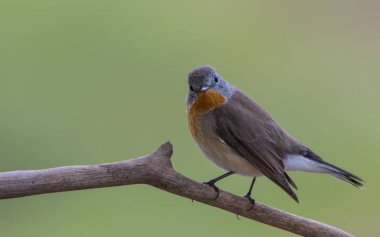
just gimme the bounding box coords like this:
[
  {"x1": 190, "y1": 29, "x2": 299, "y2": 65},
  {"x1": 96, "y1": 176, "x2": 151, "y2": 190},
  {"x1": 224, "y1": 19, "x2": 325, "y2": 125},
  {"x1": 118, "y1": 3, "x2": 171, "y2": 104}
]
[
  {"x1": 244, "y1": 194, "x2": 256, "y2": 210},
  {"x1": 203, "y1": 180, "x2": 220, "y2": 200}
]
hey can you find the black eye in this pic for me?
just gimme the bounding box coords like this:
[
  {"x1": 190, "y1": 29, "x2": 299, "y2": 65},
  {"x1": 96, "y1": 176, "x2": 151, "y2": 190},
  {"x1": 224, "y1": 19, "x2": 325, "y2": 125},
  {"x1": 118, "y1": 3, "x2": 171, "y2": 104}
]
[
  {"x1": 214, "y1": 75, "x2": 219, "y2": 83},
  {"x1": 189, "y1": 85, "x2": 194, "y2": 92}
]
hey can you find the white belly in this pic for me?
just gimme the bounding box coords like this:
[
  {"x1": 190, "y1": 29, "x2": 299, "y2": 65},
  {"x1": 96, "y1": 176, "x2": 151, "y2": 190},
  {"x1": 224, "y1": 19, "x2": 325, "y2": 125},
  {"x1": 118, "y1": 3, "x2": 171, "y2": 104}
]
[{"x1": 196, "y1": 135, "x2": 262, "y2": 177}]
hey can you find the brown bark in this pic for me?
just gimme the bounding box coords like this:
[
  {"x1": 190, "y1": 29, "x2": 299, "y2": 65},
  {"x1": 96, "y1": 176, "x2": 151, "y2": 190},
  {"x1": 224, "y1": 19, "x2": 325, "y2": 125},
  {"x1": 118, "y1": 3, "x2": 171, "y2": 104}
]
[{"x1": 0, "y1": 142, "x2": 353, "y2": 237}]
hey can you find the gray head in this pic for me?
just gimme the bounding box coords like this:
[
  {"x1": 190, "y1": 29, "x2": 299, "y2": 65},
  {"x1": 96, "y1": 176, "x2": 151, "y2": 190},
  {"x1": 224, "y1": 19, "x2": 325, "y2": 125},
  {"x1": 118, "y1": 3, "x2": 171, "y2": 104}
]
[{"x1": 186, "y1": 65, "x2": 234, "y2": 107}]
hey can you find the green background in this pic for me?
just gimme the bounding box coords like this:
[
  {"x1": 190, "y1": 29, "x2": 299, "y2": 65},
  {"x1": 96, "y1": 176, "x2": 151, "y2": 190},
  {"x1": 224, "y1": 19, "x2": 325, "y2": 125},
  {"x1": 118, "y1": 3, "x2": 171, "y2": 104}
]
[{"x1": 1, "y1": 0, "x2": 379, "y2": 236}]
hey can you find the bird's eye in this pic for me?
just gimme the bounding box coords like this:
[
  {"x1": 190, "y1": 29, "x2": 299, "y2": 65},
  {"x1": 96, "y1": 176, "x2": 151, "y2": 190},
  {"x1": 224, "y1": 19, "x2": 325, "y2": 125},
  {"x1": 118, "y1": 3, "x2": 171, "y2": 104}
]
[
  {"x1": 214, "y1": 75, "x2": 219, "y2": 83},
  {"x1": 189, "y1": 85, "x2": 194, "y2": 92}
]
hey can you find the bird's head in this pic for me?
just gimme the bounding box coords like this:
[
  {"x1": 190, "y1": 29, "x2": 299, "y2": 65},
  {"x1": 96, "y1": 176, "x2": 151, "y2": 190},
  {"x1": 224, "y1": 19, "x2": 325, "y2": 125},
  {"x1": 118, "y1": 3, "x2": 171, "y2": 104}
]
[{"x1": 186, "y1": 65, "x2": 234, "y2": 108}]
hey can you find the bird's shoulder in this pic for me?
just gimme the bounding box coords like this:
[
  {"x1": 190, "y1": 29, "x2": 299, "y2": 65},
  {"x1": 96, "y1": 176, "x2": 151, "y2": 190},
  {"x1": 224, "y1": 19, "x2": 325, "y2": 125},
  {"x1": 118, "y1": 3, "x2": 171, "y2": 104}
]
[
  {"x1": 211, "y1": 89, "x2": 295, "y2": 156},
  {"x1": 227, "y1": 90, "x2": 274, "y2": 121},
  {"x1": 215, "y1": 89, "x2": 282, "y2": 134}
]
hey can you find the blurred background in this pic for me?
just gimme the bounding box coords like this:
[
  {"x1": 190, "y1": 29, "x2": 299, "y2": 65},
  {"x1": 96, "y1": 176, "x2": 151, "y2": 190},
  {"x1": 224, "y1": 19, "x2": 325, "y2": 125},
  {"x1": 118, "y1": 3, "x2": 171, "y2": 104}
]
[{"x1": 0, "y1": 0, "x2": 379, "y2": 236}]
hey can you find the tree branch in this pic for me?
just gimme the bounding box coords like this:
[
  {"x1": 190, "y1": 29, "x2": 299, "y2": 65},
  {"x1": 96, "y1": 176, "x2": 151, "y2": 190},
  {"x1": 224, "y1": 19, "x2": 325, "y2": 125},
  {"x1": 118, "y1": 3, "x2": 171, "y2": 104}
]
[{"x1": 0, "y1": 141, "x2": 353, "y2": 237}]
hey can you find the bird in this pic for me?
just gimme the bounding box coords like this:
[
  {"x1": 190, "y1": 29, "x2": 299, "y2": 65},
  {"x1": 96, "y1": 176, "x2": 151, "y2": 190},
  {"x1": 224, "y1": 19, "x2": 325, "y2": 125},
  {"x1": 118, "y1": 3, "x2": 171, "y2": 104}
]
[{"x1": 186, "y1": 65, "x2": 364, "y2": 204}]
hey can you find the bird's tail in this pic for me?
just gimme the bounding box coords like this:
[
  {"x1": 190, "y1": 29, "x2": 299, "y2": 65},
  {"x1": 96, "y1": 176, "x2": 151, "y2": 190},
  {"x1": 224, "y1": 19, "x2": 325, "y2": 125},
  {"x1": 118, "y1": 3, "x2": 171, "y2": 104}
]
[{"x1": 317, "y1": 160, "x2": 365, "y2": 188}]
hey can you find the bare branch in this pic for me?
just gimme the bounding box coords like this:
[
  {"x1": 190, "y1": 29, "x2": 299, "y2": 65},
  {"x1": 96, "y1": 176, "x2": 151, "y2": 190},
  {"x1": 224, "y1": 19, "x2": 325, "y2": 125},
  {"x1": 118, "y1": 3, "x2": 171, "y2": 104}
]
[{"x1": 0, "y1": 142, "x2": 353, "y2": 237}]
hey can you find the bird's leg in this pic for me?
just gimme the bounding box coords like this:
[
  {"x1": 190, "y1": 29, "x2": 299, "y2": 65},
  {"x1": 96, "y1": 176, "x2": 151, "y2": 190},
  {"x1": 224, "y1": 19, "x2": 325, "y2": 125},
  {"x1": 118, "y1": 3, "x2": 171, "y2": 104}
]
[
  {"x1": 244, "y1": 177, "x2": 256, "y2": 208},
  {"x1": 203, "y1": 171, "x2": 234, "y2": 199}
]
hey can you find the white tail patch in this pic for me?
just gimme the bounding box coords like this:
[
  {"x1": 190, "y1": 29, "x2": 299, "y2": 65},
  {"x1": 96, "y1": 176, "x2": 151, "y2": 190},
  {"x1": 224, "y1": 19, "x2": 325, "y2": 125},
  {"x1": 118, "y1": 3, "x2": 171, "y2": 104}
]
[
  {"x1": 284, "y1": 155, "x2": 325, "y2": 173},
  {"x1": 284, "y1": 154, "x2": 366, "y2": 188}
]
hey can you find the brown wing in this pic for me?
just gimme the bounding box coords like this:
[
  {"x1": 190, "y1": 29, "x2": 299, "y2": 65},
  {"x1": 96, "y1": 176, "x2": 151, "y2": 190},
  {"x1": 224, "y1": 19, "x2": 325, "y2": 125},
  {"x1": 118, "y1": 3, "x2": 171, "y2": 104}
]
[{"x1": 212, "y1": 90, "x2": 299, "y2": 202}]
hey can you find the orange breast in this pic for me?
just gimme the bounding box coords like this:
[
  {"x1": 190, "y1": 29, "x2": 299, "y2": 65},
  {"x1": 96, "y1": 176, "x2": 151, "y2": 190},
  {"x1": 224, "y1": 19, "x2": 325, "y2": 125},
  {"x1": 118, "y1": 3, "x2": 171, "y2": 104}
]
[{"x1": 187, "y1": 89, "x2": 226, "y2": 138}]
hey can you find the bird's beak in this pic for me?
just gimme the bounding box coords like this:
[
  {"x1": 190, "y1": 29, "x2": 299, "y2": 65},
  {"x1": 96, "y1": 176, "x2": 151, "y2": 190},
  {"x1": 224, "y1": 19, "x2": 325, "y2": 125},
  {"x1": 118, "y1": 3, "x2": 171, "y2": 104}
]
[{"x1": 200, "y1": 85, "x2": 210, "y2": 92}]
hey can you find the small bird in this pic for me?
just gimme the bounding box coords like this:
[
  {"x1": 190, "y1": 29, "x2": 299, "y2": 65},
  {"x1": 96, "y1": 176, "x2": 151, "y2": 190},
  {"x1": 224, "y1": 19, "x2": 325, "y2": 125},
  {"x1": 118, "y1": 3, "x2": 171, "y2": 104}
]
[{"x1": 186, "y1": 65, "x2": 364, "y2": 204}]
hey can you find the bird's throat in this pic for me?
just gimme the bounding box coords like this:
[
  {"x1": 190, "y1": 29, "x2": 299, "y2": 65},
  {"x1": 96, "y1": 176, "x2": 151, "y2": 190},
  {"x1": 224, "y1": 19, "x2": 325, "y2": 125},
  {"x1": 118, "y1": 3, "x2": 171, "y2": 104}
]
[{"x1": 188, "y1": 89, "x2": 226, "y2": 137}]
